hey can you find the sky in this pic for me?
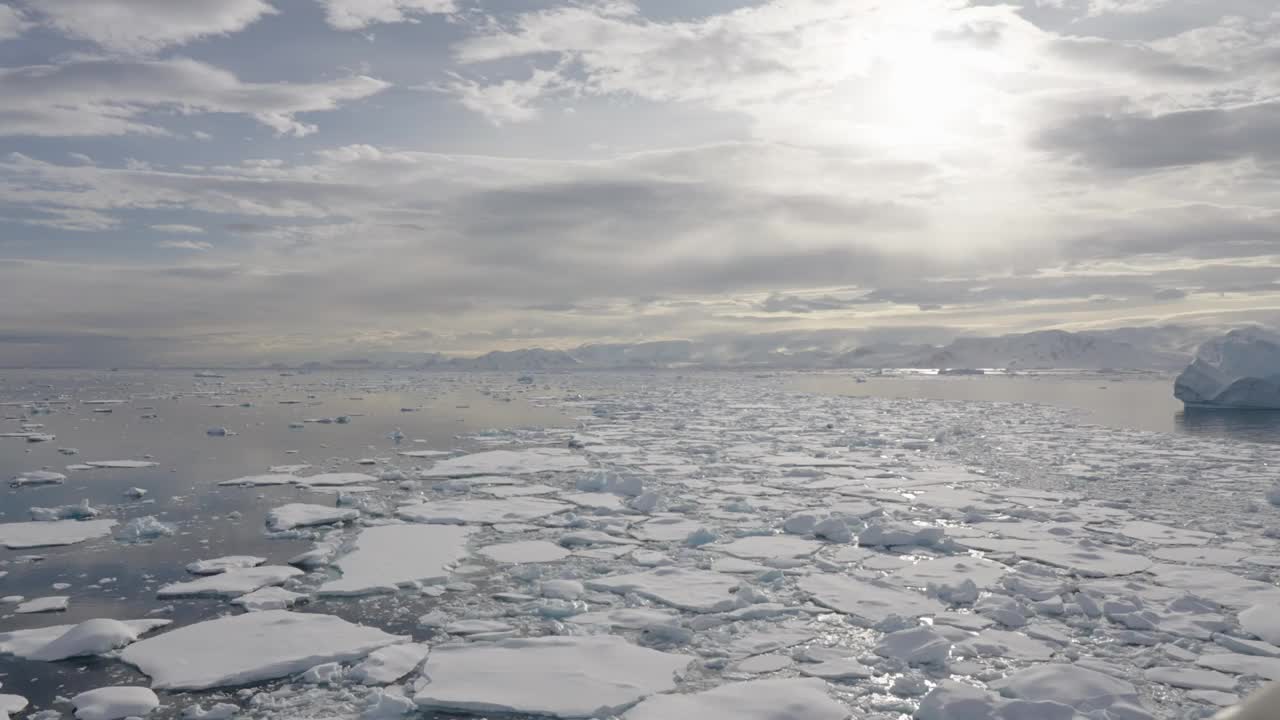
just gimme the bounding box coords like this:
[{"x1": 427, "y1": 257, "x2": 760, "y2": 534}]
[{"x1": 1, "y1": 0, "x2": 1278, "y2": 366}]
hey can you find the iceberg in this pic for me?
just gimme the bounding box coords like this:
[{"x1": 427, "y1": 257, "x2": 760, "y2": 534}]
[{"x1": 1175, "y1": 327, "x2": 1280, "y2": 409}]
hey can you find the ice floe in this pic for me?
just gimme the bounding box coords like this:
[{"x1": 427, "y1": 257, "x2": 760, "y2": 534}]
[
  {"x1": 587, "y1": 568, "x2": 744, "y2": 613},
  {"x1": 266, "y1": 503, "x2": 359, "y2": 532},
  {"x1": 318, "y1": 524, "x2": 471, "y2": 595},
  {"x1": 623, "y1": 678, "x2": 848, "y2": 720},
  {"x1": 0, "y1": 519, "x2": 117, "y2": 549},
  {"x1": 397, "y1": 497, "x2": 569, "y2": 524},
  {"x1": 157, "y1": 565, "x2": 302, "y2": 598},
  {"x1": 71, "y1": 687, "x2": 159, "y2": 720}
]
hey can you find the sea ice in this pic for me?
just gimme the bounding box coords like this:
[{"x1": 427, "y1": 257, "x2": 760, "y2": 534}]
[
  {"x1": 622, "y1": 678, "x2": 848, "y2": 720},
  {"x1": 874, "y1": 626, "x2": 952, "y2": 666},
  {"x1": 217, "y1": 474, "x2": 297, "y2": 487},
  {"x1": 397, "y1": 497, "x2": 569, "y2": 524},
  {"x1": 0, "y1": 694, "x2": 27, "y2": 720},
  {"x1": 714, "y1": 535, "x2": 823, "y2": 560},
  {"x1": 1240, "y1": 605, "x2": 1280, "y2": 645},
  {"x1": 0, "y1": 620, "x2": 170, "y2": 659},
  {"x1": 587, "y1": 568, "x2": 743, "y2": 612},
  {"x1": 798, "y1": 574, "x2": 944, "y2": 625},
  {"x1": 631, "y1": 517, "x2": 708, "y2": 542},
  {"x1": 413, "y1": 635, "x2": 692, "y2": 718},
  {"x1": 266, "y1": 503, "x2": 359, "y2": 532},
  {"x1": 231, "y1": 586, "x2": 307, "y2": 612},
  {"x1": 116, "y1": 516, "x2": 176, "y2": 543},
  {"x1": 350, "y1": 643, "x2": 431, "y2": 685},
  {"x1": 85, "y1": 461, "x2": 158, "y2": 469},
  {"x1": 27, "y1": 619, "x2": 169, "y2": 661},
  {"x1": 71, "y1": 687, "x2": 159, "y2": 720},
  {"x1": 121, "y1": 610, "x2": 407, "y2": 690},
  {"x1": 318, "y1": 524, "x2": 471, "y2": 595},
  {"x1": 887, "y1": 556, "x2": 1007, "y2": 591},
  {"x1": 11, "y1": 470, "x2": 67, "y2": 487},
  {"x1": 1145, "y1": 667, "x2": 1237, "y2": 692},
  {"x1": 0, "y1": 519, "x2": 118, "y2": 549},
  {"x1": 1149, "y1": 565, "x2": 1280, "y2": 608},
  {"x1": 478, "y1": 540, "x2": 570, "y2": 564},
  {"x1": 296, "y1": 473, "x2": 379, "y2": 487},
  {"x1": 15, "y1": 596, "x2": 69, "y2": 614},
  {"x1": 157, "y1": 566, "x2": 302, "y2": 598},
  {"x1": 993, "y1": 663, "x2": 1139, "y2": 710},
  {"x1": 565, "y1": 608, "x2": 680, "y2": 629},
  {"x1": 420, "y1": 448, "x2": 588, "y2": 478}
]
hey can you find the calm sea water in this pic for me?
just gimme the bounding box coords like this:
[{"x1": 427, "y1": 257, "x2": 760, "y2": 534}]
[{"x1": 789, "y1": 371, "x2": 1280, "y2": 444}]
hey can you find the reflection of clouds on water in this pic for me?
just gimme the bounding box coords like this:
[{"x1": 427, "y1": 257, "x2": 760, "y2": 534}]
[{"x1": 1176, "y1": 408, "x2": 1280, "y2": 444}]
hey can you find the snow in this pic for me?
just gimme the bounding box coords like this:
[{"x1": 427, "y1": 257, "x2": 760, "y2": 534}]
[
  {"x1": 15, "y1": 596, "x2": 69, "y2": 614},
  {"x1": 413, "y1": 635, "x2": 692, "y2": 718},
  {"x1": 623, "y1": 678, "x2": 848, "y2": 720},
  {"x1": 798, "y1": 574, "x2": 945, "y2": 625},
  {"x1": 121, "y1": 610, "x2": 408, "y2": 690},
  {"x1": 318, "y1": 524, "x2": 472, "y2": 596},
  {"x1": 186, "y1": 555, "x2": 266, "y2": 575},
  {"x1": 0, "y1": 620, "x2": 170, "y2": 659},
  {"x1": 587, "y1": 568, "x2": 744, "y2": 613},
  {"x1": 479, "y1": 540, "x2": 570, "y2": 563},
  {"x1": 1175, "y1": 327, "x2": 1280, "y2": 408},
  {"x1": 397, "y1": 497, "x2": 569, "y2": 524},
  {"x1": 157, "y1": 565, "x2": 302, "y2": 598},
  {"x1": 0, "y1": 519, "x2": 117, "y2": 549},
  {"x1": 349, "y1": 643, "x2": 430, "y2": 685},
  {"x1": 266, "y1": 503, "x2": 359, "y2": 532},
  {"x1": 71, "y1": 687, "x2": 159, "y2": 720},
  {"x1": 419, "y1": 448, "x2": 588, "y2": 477}
]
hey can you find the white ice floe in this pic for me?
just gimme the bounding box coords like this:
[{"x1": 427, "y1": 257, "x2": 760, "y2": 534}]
[
  {"x1": 231, "y1": 587, "x2": 307, "y2": 612},
  {"x1": 296, "y1": 473, "x2": 379, "y2": 487},
  {"x1": 0, "y1": 693, "x2": 27, "y2": 720},
  {"x1": 622, "y1": 678, "x2": 848, "y2": 720},
  {"x1": 631, "y1": 517, "x2": 708, "y2": 542},
  {"x1": 587, "y1": 568, "x2": 744, "y2": 613},
  {"x1": 318, "y1": 524, "x2": 471, "y2": 596},
  {"x1": 886, "y1": 556, "x2": 1007, "y2": 591},
  {"x1": 31, "y1": 500, "x2": 99, "y2": 521},
  {"x1": 1149, "y1": 565, "x2": 1280, "y2": 608},
  {"x1": 157, "y1": 565, "x2": 302, "y2": 598},
  {"x1": 419, "y1": 448, "x2": 588, "y2": 478},
  {"x1": 1197, "y1": 653, "x2": 1280, "y2": 680},
  {"x1": 1174, "y1": 327, "x2": 1280, "y2": 409},
  {"x1": 85, "y1": 461, "x2": 158, "y2": 469},
  {"x1": 713, "y1": 535, "x2": 822, "y2": 560},
  {"x1": 1094, "y1": 520, "x2": 1216, "y2": 546},
  {"x1": 15, "y1": 596, "x2": 69, "y2": 614},
  {"x1": 566, "y1": 608, "x2": 680, "y2": 629},
  {"x1": 0, "y1": 619, "x2": 170, "y2": 659},
  {"x1": 11, "y1": 470, "x2": 67, "y2": 487},
  {"x1": 478, "y1": 540, "x2": 570, "y2": 564},
  {"x1": 1240, "y1": 605, "x2": 1280, "y2": 646},
  {"x1": 1146, "y1": 667, "x2": 1237, "y2": 692},
  {"x1": 0, "y1": 519, "x2": 117, "y2": 549},
  {"x1": 116, "y1": 516, "x2": 176, "y2": 543},
  {"x1": 350, "y1": 643, "x2": 431, "y2": 685},
  {"x1": 413, "y1": 635, "x2": 692, "y2": 718},
  {"x1": 266, "y1": 503, "x2": 359, "y2": 532},
  {"x1": 993, "y1": 663, "x2": 1140, "y2": 711},
  {"x1": 71, "y1": 686, "x2": 159, "y2": 720},
  {"x1": 873, "y1": 626, "x2": 951, "y2": 666},
  {"x1": 397, "y1": 498, "x2": 569, "y2": 525},
  {"x1": 186, "y1": 555, "x2": 266, "y2": 575},
  {"x1": 121, "y1": 610, "x2": 407, "y2": 690},
  {"x1": 217, "y1": 474, "x2": 297, "y2": 487},
  {"x1": 960, "y1": 535, "x2": 1151, "y2": 577},
  {"x1": 798, "y1": 658, "x2": 872, "y2": 681},
  {"x1": 798, "y1": 574, "x2": 944, "y2": 625}
]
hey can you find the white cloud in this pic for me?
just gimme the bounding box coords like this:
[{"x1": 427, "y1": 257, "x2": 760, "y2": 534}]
[
  {"x1": 27, "y1": 0, "x2": 276, "y2": 53},
  {"x1": 0, "y1": 57, "x2": 389, "y2": 137},
  {"x1": 151, "y1": 224, "x2": 206, "y2": 234},
  {"x1": 0, "y1": 3, "x2": 30, "y2": 40},
  {"x1": 156, "y1": 239, "x2": 213, "y2": 250},
  {"x1": 319, "y1": 0, "x2": 454, "y2": 30}
]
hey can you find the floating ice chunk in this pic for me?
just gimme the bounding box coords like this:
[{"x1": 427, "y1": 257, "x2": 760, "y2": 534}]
[
  {"x1": 540, "y1": 579, "x2": 585, "y2": 600},
  {"x1": 994, "y1": 663, "x2": 1138, "y2": 710},
  {"x1": 558, "y1": 530, "x2": 639, "y2": 548},
  {"x1": 874, "y1": 626, "x2": 951, "y2": 666},
  {"x1": 186, "y1": 555, "x2": 266, "y2": 575},
  {"x1": 158, "y1": 566, "x2": 302, "y2": 598},
  {"x1": 11, "y1": 470, "x2": 67, "y2": 487},
  {"x1": 297, "y1": 472, "x2": 378, "y2": 487},
  {"x1": 217, "y1": 474, "x2": 297, "y2": 487},
  {"x1": 1096, "y1": 520, "x2": 1216, "y2": 546},
  {"x1": 732, "y1": 655, "x2": 793, "y2": 673},
  {"x1": 318, "y1": 524, "x2": 471, "y2": 596},
  {"x1": 1146, "y1": 667, "x2": 1237, "y2": 692},
  {"x1": 85, "y1": 461, "x2": 158, "y2": 469},
  {"x1": 1174, "y1": 327, "x2": 1280, "y2": 408},
  {"x1": 270, "y1": 464, "x2": 311, "y2": 473},
  {"x1": 0, "y1": 620, "x2": 170, "y2": 659},
  {"x1": 859, "y1": 522, "x2": 945, "y2": 548},
  {"x1": 561, "y1": 492, "x2": 625, "y2": 511},
  {"x1": 954, "y1": 629, "x2": 1055, "y2": 661},
  {"x1": 0, "y1": 694, "x2": 28, "y2": 720},
  {"x1": 71, "y1": 687, "x2": 158, "y2": 720},
  {"x1": 783, "y1": 513, "x2": 818, "y2": 535},
  {"x1": 587, "y1": 568, "x2": 743, "y2": 613},
  {"x1": 888, "y1": 556, "x2": 1007, "y2": 591},
  {"x1": 116, "y1": 516, "x2": 176, "y2": 543},
  {"x1": 206, "y1": 427, "x2": 228, "y2": 437},
  {"x1": 479, "y1": 540, "x2": 570, "y2": 564},
  {"x1": 121, "y1": 610, "x2": 407, "y2": 690},
  {"x1": 0, "y1": 519, "x2": 117, "y2": 549},
  {"x1": 623, "y1": 678, "x2": 848, "y2": 720},
  {"x1": 798, "y1": 574, "x2": 944, "y2": 625},
  {"x1": 799, "y1": 658, "x2": 873, "y2": 681},
  {"x1": 814, "y1": 518, "x2": 853, "y2": 543},
  {"x1": 445, "y1": 619, "x2": 514, "y2": 637},
  {"x1": 16, "y1": 596, "x2": 69, "y2": 614},
  {"x1": 31, "y1": 500, "x2": 98, "y2": 521},
  {"x1": 566, "y1": 608, "x2": 680, "y2": 629},
  {"x1": 413, "y1": 635, "x2": 692, "y2": 718},
  {"x1": 1149, "y1": 565, "x2": 1280, "y2": 608},
  {"x1": 975, "y1": 595, "x2": 1026, "y2": 628},
  {"x1": 266, "y1": 503, "x2": 359, "y2": 532},
  {"x1": 397, "y1": 498, "x2": 569, "y2": 525},
  {"x1": 232, "y1": 586, "x2": 306, "y2": 612},
  {"x1": 1240, "y1": 605, "x2": 1280, "y2": 646},
  {"x1": 714, "y1": 535, "x2": 822, "y2": 560},
  {"x1": 28, "y1": 619, "x2": 163, "y2": 662},
  {"x1": 1197, "y1": 653, "x2": 1280, "y2": 680},
  {"x1": 183, "y1": 703, "x2": 238, "y2": 720},
  {"x1": 124, "y1": 487, "x2": 147, "y2": 499},
  {"x1": 350, "y1": 643, "x2": 430, "y2": 685},
  {"x1": 363, "y1": 689, "x2": 415, "y2": 719},
  {"x1": 961, "y1": 536, "x2": 1151, "y2": 577},
  {"x1": 420, "y1": 448, "x2": 588, "y2": 478}
]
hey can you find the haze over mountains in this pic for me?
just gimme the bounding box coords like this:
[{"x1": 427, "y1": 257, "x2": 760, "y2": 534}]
[{"x1": 297, "y1": 325, "x2": 1229, "y2": 373}]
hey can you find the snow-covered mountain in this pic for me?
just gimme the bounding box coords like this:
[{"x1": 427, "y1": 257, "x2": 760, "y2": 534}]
[{"x1": 904, "y1": 330, "x2": 1190, "y2": 371}]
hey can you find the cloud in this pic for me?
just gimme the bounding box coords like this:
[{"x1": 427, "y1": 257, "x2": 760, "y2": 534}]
[
  {"x1": 319, "y1": 0, "x2": 454, "y2": 30},
  {"x1": 0, "y1": 57, "x2": 389, "y2": 137},
  {"x1": 156, "y1": 239, "x2": 213, "y2": 251},
  {"x1": 1153, "y1": 288, "x2": 1187, "y2": 300},
  {"x1": 0, "y1": 3, "x2": 30, "y2": 40},
  {"x1": 26, "y1": 0, "x2": 276, "y2": 53},
  {"x1": 151, "y1": 224, "x2": 206, "y2": 234}
]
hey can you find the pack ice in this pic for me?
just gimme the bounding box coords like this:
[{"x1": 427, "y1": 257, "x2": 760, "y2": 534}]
[{"x1": 1175, "y1": 327, "x2": 1280, "y2": 409}]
